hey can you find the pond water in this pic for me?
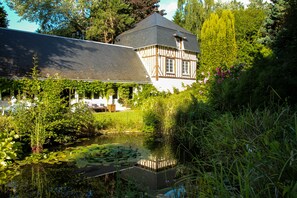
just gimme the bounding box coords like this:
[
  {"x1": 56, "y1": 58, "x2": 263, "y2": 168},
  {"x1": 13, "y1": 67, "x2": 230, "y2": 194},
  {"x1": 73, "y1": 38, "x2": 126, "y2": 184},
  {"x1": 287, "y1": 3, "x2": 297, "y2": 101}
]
[{"x1": 1, "y1": 133, "x2": 181, "y2": 197}]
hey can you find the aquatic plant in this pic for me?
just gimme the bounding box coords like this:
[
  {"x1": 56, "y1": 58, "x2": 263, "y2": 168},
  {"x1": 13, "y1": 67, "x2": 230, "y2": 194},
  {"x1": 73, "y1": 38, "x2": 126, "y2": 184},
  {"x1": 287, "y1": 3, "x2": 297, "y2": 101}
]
[{"x1": 19, "y1": 143, "x2": 141, "y2": 168}]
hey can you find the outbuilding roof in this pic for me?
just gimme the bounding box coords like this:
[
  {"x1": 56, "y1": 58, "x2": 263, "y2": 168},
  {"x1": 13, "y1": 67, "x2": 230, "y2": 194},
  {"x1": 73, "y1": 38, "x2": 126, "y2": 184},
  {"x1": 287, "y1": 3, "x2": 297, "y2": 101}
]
[
  {"x1": 0, "y1": 28, "x2": 150, "y2": 83},
  {"x1": 116, "y1": 13, "x2": 200, "y2": 53}
]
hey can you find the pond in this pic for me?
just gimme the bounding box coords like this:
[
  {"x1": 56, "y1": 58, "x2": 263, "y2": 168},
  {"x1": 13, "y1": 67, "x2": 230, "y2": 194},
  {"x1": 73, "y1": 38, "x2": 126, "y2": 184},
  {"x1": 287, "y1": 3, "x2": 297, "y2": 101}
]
[{"x1": 1, "y1": 133, "x2": 183, "y2": 197}]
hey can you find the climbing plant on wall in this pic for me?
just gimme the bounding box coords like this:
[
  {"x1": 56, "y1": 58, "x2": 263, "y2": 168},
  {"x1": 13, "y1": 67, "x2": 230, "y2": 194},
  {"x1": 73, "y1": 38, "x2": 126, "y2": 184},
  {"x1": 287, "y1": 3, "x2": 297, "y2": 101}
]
[{"x1": 0, "y1": 78, "x2": 139, "y2": 98}]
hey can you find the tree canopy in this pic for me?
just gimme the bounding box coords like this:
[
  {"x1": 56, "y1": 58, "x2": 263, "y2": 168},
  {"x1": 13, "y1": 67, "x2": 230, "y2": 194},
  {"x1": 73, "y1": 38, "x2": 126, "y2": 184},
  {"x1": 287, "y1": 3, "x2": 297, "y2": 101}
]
[
  {"x1": 174, "y1": 0, "x2": 214, "y2": 38},
  {"x1": 210, "y1": 0, "x2": 297, "y2": 109},
  {"x1": 200, "y1": 10, "x2": 237, "y2": 74},
  {"x1": 86, "y1": 0, "x2": 134, "y2": 43},
  {"x1": 0, "y1": 2, "x2": 8, "y2": 28},
  {"x1": 5, "y1": 0, "x2": 161, "y2": 42},
  {"x1": 233, "y1": 2, "x2": 267, "y2": 67}
]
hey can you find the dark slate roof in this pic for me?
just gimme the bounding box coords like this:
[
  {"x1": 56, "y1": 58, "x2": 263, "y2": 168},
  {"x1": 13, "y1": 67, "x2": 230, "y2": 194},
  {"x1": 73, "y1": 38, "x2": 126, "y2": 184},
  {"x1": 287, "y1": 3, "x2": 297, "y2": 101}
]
[
  {"x1": 0, "y1": 28, "x2": 150, "y2": 83},
  {"x1": 116, "y1": 13, "x2": 200, "y2": 53}
]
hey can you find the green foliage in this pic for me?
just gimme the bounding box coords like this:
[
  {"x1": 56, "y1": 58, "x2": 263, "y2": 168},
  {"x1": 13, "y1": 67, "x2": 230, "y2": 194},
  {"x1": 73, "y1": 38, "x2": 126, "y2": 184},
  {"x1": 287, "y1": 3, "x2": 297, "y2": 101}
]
[
  {"x1": 0, "y1": 2, "x2": 8, "y2": 28},
  {"x1": 0, "y1": 117, "x2": 20, "y2": 169},
  {"x1": 6, "y1": 0, "x2": 160, "y2": 41},
  {"x1": 20, "y1": 143, "x2": 140, "y2": 168},
  {"x1": 132, "y1": 84, "x2": 169, "y2": 108},
  {"x1": 13, "y1": 66, "x2": 67, "y2": 153},
  {"x1": 166, "y1": 96, "x2": 216, "y2": 160},
  {"x1": 50, "y1": 102, "x2": 96, "y2": 144},
  {"x1": 174, "y1": 0, "x2": 214, "y2": 38},
  {"x1": 190, "y1": 106, "x2": 297, "y2": 197},
  {"x1": 141, "y1": 96, "x2": 166, "y2": 133},
  {"x1": 0, "y1": 116, "x2": 22, "y2": 186},
  {"x1": 200, "y1": 10, "x2": 237, "y2": 75},
  {"x1": 118, "y1": 85, "x2": 130, "y2": 107},
  {"x1": 141, "y1": 88, "x2": 216, "y2": 155},
  {"x1": 259, "y1": 0, "x2": 289, "y2": 47},
  {"x1": 12, "y1": 65, "x2": 96, "y2": 153},
  {"x1": 142, "y1": 110, "x2": 161, "y2": 133},
  {"x1": 94, "y1": 110, "x2": 143, "y2": 132},
  {"x1": 209, "y1": 63, "x2": 245, "y2": 111},
  {"x1": 210, "y1": 0, "x2": 297, "y2": 108},
  {"x1": 125, "y1": 0, "x2": 162, "y2": 22},
  {"x1": 234, "y1": 6, "x2": 267, "y2": 68},
  {"x1": 86, "y1": 0, "x2": 134, "y2": 43}
]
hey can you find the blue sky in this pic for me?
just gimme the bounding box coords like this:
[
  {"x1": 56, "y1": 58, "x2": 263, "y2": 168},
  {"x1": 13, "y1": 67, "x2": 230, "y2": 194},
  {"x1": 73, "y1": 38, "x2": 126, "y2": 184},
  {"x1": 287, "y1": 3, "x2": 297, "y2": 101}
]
[
  {"x1": 3, "y1": 0, "x2": 179, "y2": 32},
  {"x1": 3, "y1": 0, "x2": 255, "y2": 32}
]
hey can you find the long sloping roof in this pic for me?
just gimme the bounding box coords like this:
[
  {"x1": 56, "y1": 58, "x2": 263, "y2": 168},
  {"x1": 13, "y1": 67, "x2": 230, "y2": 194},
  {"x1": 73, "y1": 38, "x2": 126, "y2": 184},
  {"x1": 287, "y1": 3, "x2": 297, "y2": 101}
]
[
  {"x1": 116, "y1": 13, "x2": 200, "y2": 53},
  {"x1": 0, "y1": 28, "x2": 150, "y2": 83}
]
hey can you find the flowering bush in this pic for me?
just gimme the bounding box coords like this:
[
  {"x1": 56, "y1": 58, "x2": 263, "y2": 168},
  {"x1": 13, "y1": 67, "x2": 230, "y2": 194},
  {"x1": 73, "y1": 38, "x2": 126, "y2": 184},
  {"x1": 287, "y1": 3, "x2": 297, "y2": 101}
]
[
  {"x1": 215, "y1": 63, "x2": 244, "y2": 83},
  {"x1": 208, "y1": 64, "x2": 245, "y2": 111}
]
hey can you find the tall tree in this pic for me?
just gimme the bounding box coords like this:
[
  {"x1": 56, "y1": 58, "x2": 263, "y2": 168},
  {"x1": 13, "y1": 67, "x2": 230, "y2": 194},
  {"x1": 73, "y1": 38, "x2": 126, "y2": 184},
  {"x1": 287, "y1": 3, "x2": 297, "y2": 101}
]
[
  {"x1": 125, "y1": 0, "x2": 164, "y2": 23},
  {"x1": 0, "y1": 2, "x2": 8, "y2": 28},
  {"x1": 5, "y1": 0, "x2": 161, "y2": 41},
  {"x1": 86, "y1": 0, "x2": 134, "y2": 43},
  {"x1": 173, "y1": 0, "x2": 214, "y2": 38},
  {"x1": 6, "y1": 0, "x2": 90, "y2": 38},
  {"x1": 200, "y1": 10, "x2": 237, "y2": 73},
  {"x1": 234, "y1": 3, "x2": 267, "y2": 67},
  {"x1": 259, "y1": 0, "x2": 288, "y2": 48}
]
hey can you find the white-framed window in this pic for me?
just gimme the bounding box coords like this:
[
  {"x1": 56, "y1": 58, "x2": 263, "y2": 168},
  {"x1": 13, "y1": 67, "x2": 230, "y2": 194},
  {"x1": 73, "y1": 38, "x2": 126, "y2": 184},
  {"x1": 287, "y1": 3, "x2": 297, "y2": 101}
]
[
  {"x1": 166, "y1": 58, "x2": 174, "y2": 73},
  {"x1": 182, "y1": 61, "x2": 190, "y2": 75}
]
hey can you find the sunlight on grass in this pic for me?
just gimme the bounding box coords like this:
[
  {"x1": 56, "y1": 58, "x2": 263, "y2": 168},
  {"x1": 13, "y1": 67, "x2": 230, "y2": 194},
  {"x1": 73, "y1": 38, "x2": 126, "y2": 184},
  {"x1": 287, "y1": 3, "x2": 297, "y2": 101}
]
[{"x1": 93, "y1": 110, "x2": 143, "y2": 132}]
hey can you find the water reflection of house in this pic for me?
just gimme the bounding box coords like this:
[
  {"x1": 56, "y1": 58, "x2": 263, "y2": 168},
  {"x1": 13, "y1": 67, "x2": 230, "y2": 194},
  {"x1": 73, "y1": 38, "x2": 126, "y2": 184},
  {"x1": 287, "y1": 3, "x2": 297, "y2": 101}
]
[
  {"x1": 120, "y1": 155, "x2": 177, "y2": 196},
  {"x1": 0, "y1": 13, "x2": 199, "y2": 110},
  {"x1": 137, "y1": 155, "x2": 177, "y2": 171}
]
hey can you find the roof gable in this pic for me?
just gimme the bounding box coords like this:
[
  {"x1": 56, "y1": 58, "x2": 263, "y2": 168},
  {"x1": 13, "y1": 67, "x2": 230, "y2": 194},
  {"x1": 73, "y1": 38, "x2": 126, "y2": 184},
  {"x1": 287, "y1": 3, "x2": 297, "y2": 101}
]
[
  {"x1": 116, "y1": 13, "x2": 199, "y2": 53},
  {"x1": 122, "y1": 13, "x2": 192, "y2": 35}
]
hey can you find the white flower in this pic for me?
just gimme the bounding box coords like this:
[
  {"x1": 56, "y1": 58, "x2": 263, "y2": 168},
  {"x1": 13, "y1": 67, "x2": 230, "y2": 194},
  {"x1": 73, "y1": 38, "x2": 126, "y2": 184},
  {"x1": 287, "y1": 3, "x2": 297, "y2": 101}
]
[{"x1": 0, "y1": 161, "x2": 7, "y2": 167}]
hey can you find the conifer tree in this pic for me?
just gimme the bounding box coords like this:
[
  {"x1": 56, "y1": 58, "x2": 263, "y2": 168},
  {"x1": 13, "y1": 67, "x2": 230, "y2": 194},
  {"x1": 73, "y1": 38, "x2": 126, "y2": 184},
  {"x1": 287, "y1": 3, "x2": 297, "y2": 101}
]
[
  {"x1": 200, "y1": 10, "x2": 237, "y2": 74},
  {"x1": 86, "y1": 0, "x2": 134, "y2": 43}
]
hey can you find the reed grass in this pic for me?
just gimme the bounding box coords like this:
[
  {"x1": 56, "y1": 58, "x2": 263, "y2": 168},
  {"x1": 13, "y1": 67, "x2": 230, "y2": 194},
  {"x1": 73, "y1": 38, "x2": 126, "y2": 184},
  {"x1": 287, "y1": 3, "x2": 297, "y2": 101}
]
[
  {"x1": 93, "y1": 110, "x2": 143, "y2": 132},
  {"x1": 177, "y1": 105, "x2": 297, "y2": 197}
]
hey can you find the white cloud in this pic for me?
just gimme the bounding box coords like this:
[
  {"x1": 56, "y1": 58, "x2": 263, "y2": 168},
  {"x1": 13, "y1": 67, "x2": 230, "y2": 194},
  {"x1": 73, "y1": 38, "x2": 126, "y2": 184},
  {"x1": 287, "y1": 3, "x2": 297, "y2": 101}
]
[{"x1": 159, "y1": 2, "x2": 178, "y2": 20}]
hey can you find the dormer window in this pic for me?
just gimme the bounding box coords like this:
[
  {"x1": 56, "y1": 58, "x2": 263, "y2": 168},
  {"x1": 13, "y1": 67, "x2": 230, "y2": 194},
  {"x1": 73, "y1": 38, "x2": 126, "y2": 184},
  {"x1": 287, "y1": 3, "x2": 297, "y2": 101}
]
[
  {"x1": 176, "y1": 37, "x2": 183, "y2": 50},
  {"x1": 174, "y1": 31, "x2": 186, "y2": 50}
]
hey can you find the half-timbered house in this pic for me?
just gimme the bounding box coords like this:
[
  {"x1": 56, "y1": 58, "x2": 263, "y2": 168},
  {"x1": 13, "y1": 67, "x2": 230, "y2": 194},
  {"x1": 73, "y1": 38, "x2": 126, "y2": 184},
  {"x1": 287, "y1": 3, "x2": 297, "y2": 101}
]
[
  {"x1": 0, "y1": 13, "x2": 199, "y2": 111},
  {"x1": 116, "y1": 13, "x2": 199, "y2": 91}
]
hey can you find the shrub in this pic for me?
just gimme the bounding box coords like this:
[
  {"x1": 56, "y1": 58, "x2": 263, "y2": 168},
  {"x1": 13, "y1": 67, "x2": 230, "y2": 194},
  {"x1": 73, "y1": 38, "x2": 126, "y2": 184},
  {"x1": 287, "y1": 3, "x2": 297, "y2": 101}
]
[
  {"x1": 0, "y1": 116, "x2": 21, "y2": 169},
  {"x1": 49, "y1": 102, "x2": 96, "y2": 144},
  {"x1": 191, "y1": 105, "x2": 297, "y2": 197},
  {"x1": 12, "y1": 67, "x2": 96, "y2": 152}
]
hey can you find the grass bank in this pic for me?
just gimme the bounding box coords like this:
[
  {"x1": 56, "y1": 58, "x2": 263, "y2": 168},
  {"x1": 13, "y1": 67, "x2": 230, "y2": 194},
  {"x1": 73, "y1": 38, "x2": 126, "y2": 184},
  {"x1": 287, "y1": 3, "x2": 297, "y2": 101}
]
[
  {"x1": 94, "y1": 110, "x2": 143, "y2": 133},
  {"x1": 140, "y1": 90, "x2": 297, "y2": 196}
]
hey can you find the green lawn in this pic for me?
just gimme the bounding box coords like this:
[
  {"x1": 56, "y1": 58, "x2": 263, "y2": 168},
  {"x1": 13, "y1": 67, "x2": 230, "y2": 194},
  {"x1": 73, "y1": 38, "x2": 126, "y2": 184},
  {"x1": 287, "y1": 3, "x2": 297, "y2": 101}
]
[{"x1": 93, "y1": 110, "x2": 144, "y2": 132}]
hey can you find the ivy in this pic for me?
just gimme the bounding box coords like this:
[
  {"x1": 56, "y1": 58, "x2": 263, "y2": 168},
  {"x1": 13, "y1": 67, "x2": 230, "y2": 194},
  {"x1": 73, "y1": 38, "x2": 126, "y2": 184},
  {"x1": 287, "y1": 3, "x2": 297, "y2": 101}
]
[{"x1": 0, "y1": 78, "x2": 139, "y2": 99}]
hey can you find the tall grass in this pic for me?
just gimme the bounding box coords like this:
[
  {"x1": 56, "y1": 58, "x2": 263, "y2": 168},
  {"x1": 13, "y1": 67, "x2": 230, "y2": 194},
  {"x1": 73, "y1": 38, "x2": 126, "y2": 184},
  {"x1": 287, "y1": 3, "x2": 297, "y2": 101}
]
[
  {"x1": 93, "y1": 110, "x2": 143, "y2": 132},
  {"x1": 141, "y1": 88, "x2": 297, "y2": 196},
  {"x1": 184, "y1": 105, "x2": 297, "y2": 197}
]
